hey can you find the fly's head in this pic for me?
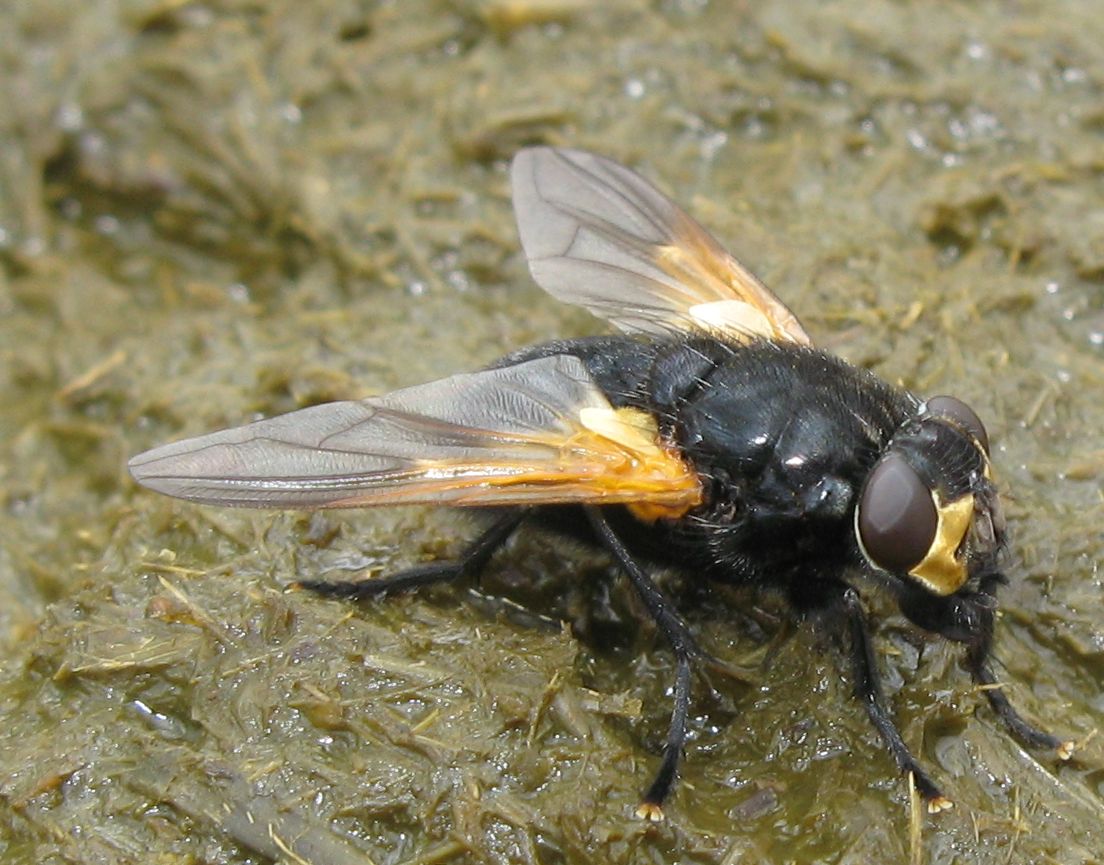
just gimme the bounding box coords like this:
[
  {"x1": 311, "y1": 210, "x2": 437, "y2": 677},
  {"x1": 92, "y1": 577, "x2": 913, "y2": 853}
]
[{"x1": 854, "y1": 396, "x2": 1007, "y2": 641}]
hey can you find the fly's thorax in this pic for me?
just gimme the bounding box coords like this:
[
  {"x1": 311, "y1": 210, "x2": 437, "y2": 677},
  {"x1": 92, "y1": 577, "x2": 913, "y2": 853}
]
[{"x1": 855, "y1": 395, "x2": 1003, "y2": 596}]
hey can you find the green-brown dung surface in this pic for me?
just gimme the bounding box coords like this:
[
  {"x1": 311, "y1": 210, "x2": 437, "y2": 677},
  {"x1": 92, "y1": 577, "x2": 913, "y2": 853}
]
[{"x1": 1, "y1": 2, "x2": 1102, "y2": 863}]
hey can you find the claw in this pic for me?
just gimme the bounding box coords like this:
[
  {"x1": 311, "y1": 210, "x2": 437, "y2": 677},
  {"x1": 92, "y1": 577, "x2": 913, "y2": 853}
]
[
  {"x1": 926, "y1": 796, "x2": 954, "y2": 814},
  {"x1": 635, "y1": 801, "x2": 665, "y2": 822}
]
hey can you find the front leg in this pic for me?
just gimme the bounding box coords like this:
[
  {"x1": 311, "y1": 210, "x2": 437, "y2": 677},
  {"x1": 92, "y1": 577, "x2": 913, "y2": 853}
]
[
  {"x1": 837, "y1": 587, "x2": 953, "y2": 812},
  {"x1": 962, "y1": 611, "x2": 1075, "y2": 759},
  {"x1": 897, "y1": 581, "x2": 1074, "y2": 759},
  {"x1": 967, "y1": 651, "x2": 1073, "y2": 758}
]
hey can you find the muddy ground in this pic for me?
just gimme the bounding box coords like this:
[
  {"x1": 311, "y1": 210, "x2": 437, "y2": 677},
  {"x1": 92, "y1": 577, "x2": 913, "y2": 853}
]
[{"x1": 1, "y1": 2, "x2": 1102, "y2": 863}]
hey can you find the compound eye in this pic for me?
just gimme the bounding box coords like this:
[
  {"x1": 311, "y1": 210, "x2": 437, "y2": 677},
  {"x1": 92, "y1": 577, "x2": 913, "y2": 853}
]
[
  {"x1": 857, "y1": 454, "x2": 937, "y2": 573},
  {"x1": 925, "y1": 395, "x2": 989, "y2": 454}
]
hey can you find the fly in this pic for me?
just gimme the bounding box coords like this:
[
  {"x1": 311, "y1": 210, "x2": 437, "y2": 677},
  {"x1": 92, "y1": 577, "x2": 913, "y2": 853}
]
[{"x1": 129, "y1": 147, "x2": 1074, "y2": 820}]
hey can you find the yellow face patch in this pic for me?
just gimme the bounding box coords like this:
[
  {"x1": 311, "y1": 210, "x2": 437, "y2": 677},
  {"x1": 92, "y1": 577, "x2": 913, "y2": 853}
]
[{"x1": 907, "y1": 493, "x2": 975, "y2": 595}]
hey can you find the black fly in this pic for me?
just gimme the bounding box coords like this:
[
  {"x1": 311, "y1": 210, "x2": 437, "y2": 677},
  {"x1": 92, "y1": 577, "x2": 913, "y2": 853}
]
[{"x1": 129, "y1": 148, "x2": 1074, "y2": 819}]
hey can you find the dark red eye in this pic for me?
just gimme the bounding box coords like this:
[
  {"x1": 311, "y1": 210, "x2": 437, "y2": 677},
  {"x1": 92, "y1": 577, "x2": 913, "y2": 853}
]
[
  {"x1": 925, "y1": 395, "x2": 989, "y2": 454},
  {"x1": 857, "y1": 454, "x2": 937, "y2": 573}
]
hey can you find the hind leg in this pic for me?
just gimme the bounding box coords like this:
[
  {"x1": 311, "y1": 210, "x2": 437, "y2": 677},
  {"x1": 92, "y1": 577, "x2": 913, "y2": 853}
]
[
  {"x1": 586, "y1": 507, "x2": 703, "y2": 820},
  {"x1": 295, "y1": 511, "x2": 526, "y2": 600}
]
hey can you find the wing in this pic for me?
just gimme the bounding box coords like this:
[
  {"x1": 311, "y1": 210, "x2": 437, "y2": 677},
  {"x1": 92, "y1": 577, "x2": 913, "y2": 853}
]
[
  {"x1": 511, "y1": 147, "x2": 811, "y2": 345},
  {"x1": 128, "y1": 355, "x2": 702, "y2": 521}
]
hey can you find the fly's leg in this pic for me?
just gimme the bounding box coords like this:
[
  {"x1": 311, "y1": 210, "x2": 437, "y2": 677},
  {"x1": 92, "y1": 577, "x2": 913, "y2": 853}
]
[
  {"x1": 901, "y1": 578, "x2": 1075, "y2": 761},
  {"x1": 965, "y1": 576, "x2": 1074, "y2": 758},
  {"x1": 586, "y1": 507, "x2": 701, "y2": 821},
  {"x1": 959, "y1": 598, "x2": 1076, "y2": 759},
  {"x1": 839, "y1": 588, "x2": 953, "y2": 813},
  {"x1": 295, "y1": 511, "x2": 526, "y2": 600},
  {"x1": 966, "y1": 655, "x2": 1074, "y2": 759}
]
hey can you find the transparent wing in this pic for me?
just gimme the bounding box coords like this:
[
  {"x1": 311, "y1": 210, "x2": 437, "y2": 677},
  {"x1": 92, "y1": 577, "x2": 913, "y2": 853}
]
[
  {"x1": 511, "y1": 147, "x2": 811, "y2": 345},
  {"x1": 129, "y1": 355, "x2": 701, "y2": 518}
]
